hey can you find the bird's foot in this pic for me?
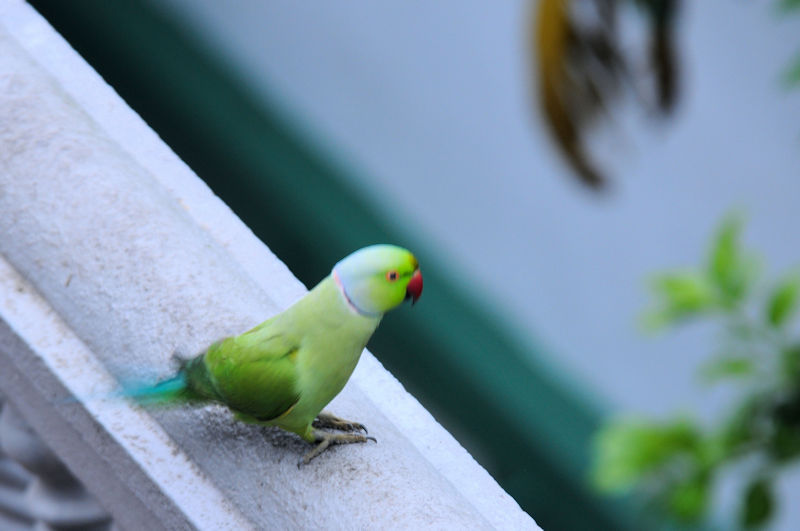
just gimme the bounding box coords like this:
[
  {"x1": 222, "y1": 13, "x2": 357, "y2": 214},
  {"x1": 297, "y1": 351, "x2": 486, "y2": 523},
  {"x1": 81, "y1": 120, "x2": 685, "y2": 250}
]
[
  {"x1": 298, "y1": 428, "x2": 376, "y2": 466},
  {"x1": 313, "y1": 411, "x2": 368, "y2": 434}
]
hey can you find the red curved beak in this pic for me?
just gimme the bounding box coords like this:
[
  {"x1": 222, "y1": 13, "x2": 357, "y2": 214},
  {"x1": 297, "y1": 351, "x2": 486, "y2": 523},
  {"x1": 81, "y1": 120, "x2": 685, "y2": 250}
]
[{"x1": 406, "y1": 269, "x2": 423, "y2": 305}]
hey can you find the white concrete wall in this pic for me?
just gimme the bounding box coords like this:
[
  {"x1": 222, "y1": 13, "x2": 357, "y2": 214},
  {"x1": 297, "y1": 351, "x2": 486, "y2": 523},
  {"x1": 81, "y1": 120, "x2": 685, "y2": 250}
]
[{"x1": 0, "y1": 1, "x2": 537, "y2": 529}]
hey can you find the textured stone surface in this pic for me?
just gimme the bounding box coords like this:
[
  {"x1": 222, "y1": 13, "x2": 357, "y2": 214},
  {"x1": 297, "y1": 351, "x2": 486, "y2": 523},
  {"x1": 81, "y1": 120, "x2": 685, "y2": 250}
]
[
  {"x1": 0, "y1": 402, "x2": 112, "y2": 530},
  {"x1": 0, "y1": 0, "x2": 538, "y2": 529}
]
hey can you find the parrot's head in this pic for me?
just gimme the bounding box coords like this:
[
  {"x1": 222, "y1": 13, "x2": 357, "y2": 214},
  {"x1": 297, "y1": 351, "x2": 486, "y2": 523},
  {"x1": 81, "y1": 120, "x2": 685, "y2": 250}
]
[{"x1": 333, "y1": 244, "x2": 423, "y2": 316}]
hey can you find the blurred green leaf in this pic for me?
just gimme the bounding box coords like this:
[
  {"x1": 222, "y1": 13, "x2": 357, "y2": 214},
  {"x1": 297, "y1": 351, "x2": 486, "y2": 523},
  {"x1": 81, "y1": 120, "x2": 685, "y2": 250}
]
[
  {"x1": 656, "y1": 272, "x2": 716, "y2": 309},
  {"x1": 707, "y1": 214, "x2": 758, "y2": 306},
  {"x1": 709, "y1": 215, "x2": 740, "y2": 285},
  {"x1": 767, "y1": 273, "x2": 800, "y2": 327},
  {"x1": 667, "y1": 473, "x2": 710, "y2": 522},
  {"x1": 720, "y1": 397, "x2": 765, "y2": 454},
  {"x1": 773, "y1": 390, "x2": 800, "y2": 426},
  {"x1": 782, "y1": 54, "x2": 800, "y2": 87},
  {"x1": 782, "y1": 345, "x2": 800, "y2": 381},
  {"x1": 778, "y1": 0, "x2": 800, "y2": 13},
  {"x1": 592, "y1": 418, "x2": 699, "y2": 492},
  {"x1": 769, "y1": 424, "x2": 800, "y2": 461},
  {"x1": 700, "y1": 356, "x2": 754, "y2": 382},
  {"x1": 741, "y1": 478, "x2": 773, "y2": 528},
  {"x1": 644, "y1": 272, "x2": 716, "y2": 328}
]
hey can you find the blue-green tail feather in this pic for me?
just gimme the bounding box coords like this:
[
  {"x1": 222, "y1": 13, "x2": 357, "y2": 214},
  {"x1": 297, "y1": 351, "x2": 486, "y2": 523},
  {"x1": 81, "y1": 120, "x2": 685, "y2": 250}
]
[
  {"x1": 119, "y1": 356, "x2": 216, "y2": 406},
  {"x1": 120, "y1": 372, "x2": 193, "y2": 406},
  {"x1": 59, "y1": 356, "x2": 214, "y2": 407}
]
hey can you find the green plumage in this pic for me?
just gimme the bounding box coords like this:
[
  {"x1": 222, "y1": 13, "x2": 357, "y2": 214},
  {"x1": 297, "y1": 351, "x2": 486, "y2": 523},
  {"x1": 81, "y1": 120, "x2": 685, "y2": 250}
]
[{"x1": 126, "y1": 245, "x2": 422, "y2": 462}]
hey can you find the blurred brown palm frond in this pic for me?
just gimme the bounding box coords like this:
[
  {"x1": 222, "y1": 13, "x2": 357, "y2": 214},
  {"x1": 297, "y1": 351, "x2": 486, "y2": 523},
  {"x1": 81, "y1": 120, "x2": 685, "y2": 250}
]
[{"x1": 532, "y1": 0, "x2": 680, "y2": 189}]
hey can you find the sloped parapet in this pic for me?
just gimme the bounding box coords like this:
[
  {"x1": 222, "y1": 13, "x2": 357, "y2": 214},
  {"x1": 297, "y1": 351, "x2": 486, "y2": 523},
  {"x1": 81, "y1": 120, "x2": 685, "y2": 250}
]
[{"x1": 0, "y1": 1, "x2": 537, "y2": 529}]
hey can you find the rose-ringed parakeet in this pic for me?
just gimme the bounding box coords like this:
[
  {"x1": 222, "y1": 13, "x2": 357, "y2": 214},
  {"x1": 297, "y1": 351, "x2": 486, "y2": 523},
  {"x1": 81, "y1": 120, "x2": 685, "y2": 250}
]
[{"x1": 129, "y1": 245, "x2": 422, "y2": 464}]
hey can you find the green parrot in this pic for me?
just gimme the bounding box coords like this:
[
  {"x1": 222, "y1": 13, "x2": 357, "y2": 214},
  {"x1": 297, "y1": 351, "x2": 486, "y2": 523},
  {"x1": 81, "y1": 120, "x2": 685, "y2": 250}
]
[{"x1": 129, "y1": 245, "x2": 422, "y2": 464}]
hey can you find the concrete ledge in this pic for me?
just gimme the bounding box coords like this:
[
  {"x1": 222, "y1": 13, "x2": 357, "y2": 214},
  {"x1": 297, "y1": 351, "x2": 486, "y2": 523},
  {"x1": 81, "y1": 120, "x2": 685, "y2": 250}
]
[{"x1": 0, "y1": 0, "x2": 537, "y2": 528}]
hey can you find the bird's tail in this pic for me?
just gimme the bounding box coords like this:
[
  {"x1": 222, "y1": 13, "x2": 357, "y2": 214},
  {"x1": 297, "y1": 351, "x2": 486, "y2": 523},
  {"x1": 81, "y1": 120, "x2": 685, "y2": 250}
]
[
  {"x1": 119, "y1": 356, "x2": 216, "y2": 406},
  {"x1": 119, "y1": 372, "x2": 193, "y2": 406}
]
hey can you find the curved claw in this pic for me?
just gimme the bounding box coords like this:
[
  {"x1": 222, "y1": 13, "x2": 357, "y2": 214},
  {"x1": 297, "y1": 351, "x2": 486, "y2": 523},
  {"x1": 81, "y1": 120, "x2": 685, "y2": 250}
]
[
  {"x1": 297, "y1": 428, "x2": 376, "y2": 466},
  {"x1": 313, "y1": 412, "x2": 368, "y2": 434}
]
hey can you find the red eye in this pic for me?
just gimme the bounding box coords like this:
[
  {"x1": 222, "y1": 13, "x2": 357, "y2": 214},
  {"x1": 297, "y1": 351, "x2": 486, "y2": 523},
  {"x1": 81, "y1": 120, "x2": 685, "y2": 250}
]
[{"x1": 386, "y1": 270, "x2": 399, "y2": 282}]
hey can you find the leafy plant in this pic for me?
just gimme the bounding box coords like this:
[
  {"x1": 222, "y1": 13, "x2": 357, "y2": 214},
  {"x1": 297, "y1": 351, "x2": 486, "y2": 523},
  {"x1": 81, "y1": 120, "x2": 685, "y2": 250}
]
[{"x1": 592, "y1": 214, "x2": 800, "y2": 528}]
